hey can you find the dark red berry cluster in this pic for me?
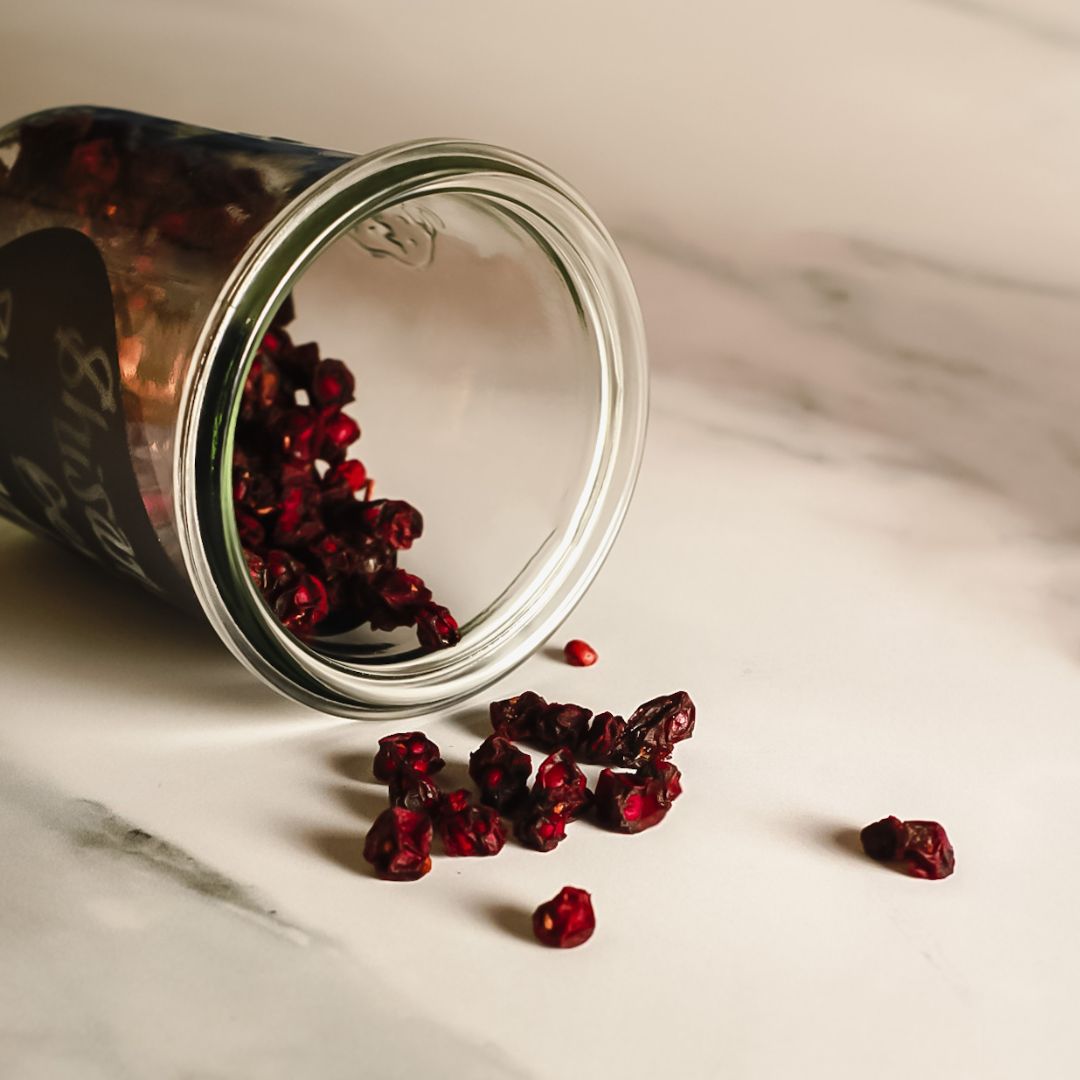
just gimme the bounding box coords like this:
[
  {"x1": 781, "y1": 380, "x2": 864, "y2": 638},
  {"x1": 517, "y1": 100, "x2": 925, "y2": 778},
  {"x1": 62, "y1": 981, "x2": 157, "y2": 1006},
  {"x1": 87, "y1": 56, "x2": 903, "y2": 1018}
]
[
  {"x1": 234, "y1": 296, "x2": 460, "y2": 649},
  {"x1": 860, "y1": 815, "x2": 955, "y2": 880},
  {"x1": 363, "y1": 689, "x2": 695, "y2": 888}
]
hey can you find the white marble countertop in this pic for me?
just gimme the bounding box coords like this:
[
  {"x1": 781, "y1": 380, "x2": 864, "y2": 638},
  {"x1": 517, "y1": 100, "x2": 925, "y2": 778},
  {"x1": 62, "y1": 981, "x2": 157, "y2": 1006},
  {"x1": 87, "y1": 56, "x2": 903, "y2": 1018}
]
[{"x1": 3, "y1": 2, "x2": 1080, "y2": 1078}]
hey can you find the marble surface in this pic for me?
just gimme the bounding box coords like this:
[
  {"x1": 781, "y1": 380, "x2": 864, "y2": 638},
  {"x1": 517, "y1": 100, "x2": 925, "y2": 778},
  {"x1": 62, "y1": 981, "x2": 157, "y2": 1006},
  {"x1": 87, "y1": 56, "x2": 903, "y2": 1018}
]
[{"x1": 3, "y1": 2, "x2": 1080, "y2": 1078}]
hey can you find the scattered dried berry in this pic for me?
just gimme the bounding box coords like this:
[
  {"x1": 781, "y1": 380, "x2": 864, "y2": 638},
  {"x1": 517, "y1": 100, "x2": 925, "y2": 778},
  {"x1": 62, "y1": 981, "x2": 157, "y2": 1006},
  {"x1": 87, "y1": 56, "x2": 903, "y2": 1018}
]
[
  {"x1": 593, "y1": 759, "x2": 681, "y2": 834},
  {"x1": 437, "y1": 794, "x2": 507, "y2": 857},
  {"x1": 388, "y1": 766, "x2": 443, "y2": 815},
  {"x1": 372, "y1": 732, "x2": 445, "y2": 783},
  {"x1": 363, "y1": 807, "x2": 433, "y2": 881},
  {"x1": 469, "y1": 736, "x2": 533, "y2": 812},
  {"x1": 624, "y1": 691, "x2": 696, "y2": 764},
  {"x1": 490, "y1": 691, "x2": 548, "y2": 742},
  {"x1": 513, "y1": 805, "x2": 568, "y2": 852},
  {"x1": 532, "y1": 886, "x2": 595, "y2": 948},
  {"x1": 532, "y1": 702, "x2": 593, "y2": 752},
  {"x1": 563, "y1": 639, "x2": 598, "y2": 667},
  {"x1": 532, "y1": 748, "x2": 590, "y2": 819},
  {"x1": 582, "y1": 711, "x2": 632, "y2": 765},
  {"x1": 862, "y1": 817, "x2": 955, "y2": 880}
]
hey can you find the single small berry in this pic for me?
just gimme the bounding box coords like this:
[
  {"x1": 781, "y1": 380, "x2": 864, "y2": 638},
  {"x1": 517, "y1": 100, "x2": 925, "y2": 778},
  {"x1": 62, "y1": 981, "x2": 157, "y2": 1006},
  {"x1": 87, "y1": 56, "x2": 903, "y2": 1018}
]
[
  {"x1": 388, "y1": 766, "x2": 443, "y2": 814},
  {"x1": 363, "y1": 807, "x2": 433, "y2": 881},
  {"x1": 490, "y1": 691, "x2": 547, "y2": 741},
  {"x1": 860, "y1": 816, "x2": 955, "y2": 880},
  {"x1": 437, "y1": 797, "x2": 507, "y2": 857},
  {"x1": 372, "y1": 732, "x2": 445, "y2": 783},
  {"x1": 532, "y1": 701, "x2": 592, "y2": 752},
  {"x1": 593, "y1": 763, "x2": 678, "y2": 834},
  {"x1": 469, "y1": 736, "x2": 533, "y2": 812},
  {"x1": 532, "y1": 886, "x2": 595, "y2": 948},
  {"x1": 624, "y1": 690, "x2": 696, "y2": 763},
  {"x1": 532, "y1": 748, "x2": 590, "y2": 819},
  {"x1": 513, "y1": 806, "x2": 568, "y2": 852},
  {"x1": 563, "y1": 639, "x2": 598, "y2": 667}
]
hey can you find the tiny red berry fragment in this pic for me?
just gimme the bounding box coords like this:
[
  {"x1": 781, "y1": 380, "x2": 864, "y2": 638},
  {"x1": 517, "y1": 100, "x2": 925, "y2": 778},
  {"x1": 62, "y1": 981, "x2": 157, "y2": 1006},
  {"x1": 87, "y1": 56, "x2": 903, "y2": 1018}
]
[
  {"x1": 563, "y1": 639, "x2": 598, "y2": 667},
  {"x1": 415, "y1": 603, "x2": 461, "y2": 651},
  {"x1": 469, "y1": 736, "x2": 533, "y2": 812},
  {"x1": 533, "y1": 748, "x2": 590, "y2": 819},
  {"x1": 363, "y1": 807, "x2": 433, "y2": 881},
  {"x1": 437, "y1": 798, "x2": 507, "y2": 858},
  {"x1": 860, "y1": 816, "x2": 955, "y2": 880},
  {"x1": 372, "y1": 732, "x2": 445, "y2": 783},
  {"x1": 532, "y1": 886, "x2": 595, "y2": 948}
]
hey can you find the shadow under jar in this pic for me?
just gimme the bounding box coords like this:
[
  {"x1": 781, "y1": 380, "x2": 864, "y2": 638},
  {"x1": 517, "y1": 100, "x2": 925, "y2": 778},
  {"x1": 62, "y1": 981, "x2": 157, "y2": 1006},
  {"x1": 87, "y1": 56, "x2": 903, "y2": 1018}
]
[{"x1": 0, "y1": 106, "x2": 647, "y2": 717}]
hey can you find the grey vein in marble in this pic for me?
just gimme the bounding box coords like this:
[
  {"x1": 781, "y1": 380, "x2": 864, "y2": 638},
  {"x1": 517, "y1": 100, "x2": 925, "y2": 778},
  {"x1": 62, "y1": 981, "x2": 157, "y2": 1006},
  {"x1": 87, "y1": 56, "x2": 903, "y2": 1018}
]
[
  {"x1": 0, "y1": 762, "x2": 532, "y2": 1080},
  {"x1": 910, "y1": 0, "x2": 1080, "y2": 52}
]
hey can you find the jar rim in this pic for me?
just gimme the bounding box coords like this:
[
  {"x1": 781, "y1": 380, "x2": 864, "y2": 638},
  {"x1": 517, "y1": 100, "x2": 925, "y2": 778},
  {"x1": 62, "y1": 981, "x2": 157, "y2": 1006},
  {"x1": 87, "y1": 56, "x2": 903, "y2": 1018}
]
[{"x1": 175, "y1": 139, "x2": 648, "y2": 718}]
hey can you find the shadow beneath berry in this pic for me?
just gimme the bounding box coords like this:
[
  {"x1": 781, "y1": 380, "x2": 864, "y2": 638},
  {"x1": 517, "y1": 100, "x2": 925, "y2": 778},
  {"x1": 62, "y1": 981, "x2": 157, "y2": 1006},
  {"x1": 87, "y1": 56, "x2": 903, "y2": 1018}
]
[
  {"x1": 448, "y1": 706, "x2": 491, "y2": 740},
  {"x1": 328, "y1": 783, "x2": 389, "y2": 824},
  {"x1": 541, "y1": 645, "x2": 566, "y2": 664},
  {"x1": 304, "y1": 828, "x2": 373, "y2": 877},
  {"x1": 327, "y1": 750, "x2": 378, "y2": 784},
  {"x1": 823, "y1": 824, "x2": 906, "y2": 874},
  {"x1": 484, "y1": 901, "x2": 534, "y2": 943},
  {"x1": 0, "y1": 526, "x2": 285, "y2": 716}
]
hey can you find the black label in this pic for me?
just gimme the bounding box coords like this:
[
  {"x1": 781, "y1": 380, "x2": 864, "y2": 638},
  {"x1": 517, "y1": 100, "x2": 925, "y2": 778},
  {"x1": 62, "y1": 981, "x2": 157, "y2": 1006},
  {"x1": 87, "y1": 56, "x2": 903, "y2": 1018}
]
[{"x1": 0, "y1": 228, "x2": 183, "y2": 598}]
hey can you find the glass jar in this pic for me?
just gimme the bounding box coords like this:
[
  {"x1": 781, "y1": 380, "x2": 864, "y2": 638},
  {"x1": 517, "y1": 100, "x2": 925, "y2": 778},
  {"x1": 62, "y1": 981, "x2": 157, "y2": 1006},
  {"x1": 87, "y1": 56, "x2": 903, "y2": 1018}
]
[{"x1": 0, "y1": 106, "x2": 647, "y2": 717}]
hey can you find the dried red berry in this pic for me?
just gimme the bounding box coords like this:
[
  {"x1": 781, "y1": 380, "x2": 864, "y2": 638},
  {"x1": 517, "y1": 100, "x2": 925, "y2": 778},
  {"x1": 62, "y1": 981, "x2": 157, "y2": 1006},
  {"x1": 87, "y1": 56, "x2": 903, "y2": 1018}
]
[
  {"x1": 310, "y1": 358, "x2": 356, "y2": 407},
  {"x1": 372, "y1": 732, "x2": 445, "y2": 782},
  {"x1": 273, "y1": 573, "x2": 329, "y2": 635},
  {"x1": 469, "y1": 736, "x2": 533, "y2": 812},
  {"x1": 416, "y1": 603, "x2": 461, "y2": 650},
  {"x1": 593, "y1": 765, "x2": 674, "y2": 834},
  {"x1": 278, "y1": 407, "x2": 322, "y2": 463},
  {"x1": 860, "y1": 816, "x2": 906, "y2": 862},
  {"x1": 320, "y1": 409, "x2": 361, "y2": 458},
  {"x1": 563, "y1": 639, "x2": 598, "y2": 667},
  {"x1": 438, "y1": 788, "x2": 472, "y2": 818},
  {"x1": 388, "y1": 766, "x2": 443, "y2": 815},
  {"x1": 624, "y1": 691, "x2": 696, "y2": 763},
  {"x1": 437, "y1": 797, "x2": 507, "y2": 857},
  {"x1": 513, "y1": 805, "x2": 568, "y2": 852},
  {"x1": 532, "y1": 886, "x2": 595, "y2": 948},
  {"x1": 362, "y1": 500, "x2": 423, "y2": 550},
  {"x1": 533, "y1": 748, "x2": 590, "y2": 819},
  {"x1": 582, "y1": 711, "x2": 633, "y2": 765},
  {"x1": 490, "y1": 691, "x2": 548, "y2": 741},
  {"x1": 324, "y1": 459, "x2": 368, "y2": 494},
  {"x1": 532, "y1": 702, "x2": 593, "y2": 752},
  {"x1": 363, "y1": 807, "x2": 433, "y2": 881},
  {"x1": 900, "y1": 820, "x2": 955, "y2": 880},
  {"x1": 862, "y1": 817, "x2": 954, "y2": 880}
]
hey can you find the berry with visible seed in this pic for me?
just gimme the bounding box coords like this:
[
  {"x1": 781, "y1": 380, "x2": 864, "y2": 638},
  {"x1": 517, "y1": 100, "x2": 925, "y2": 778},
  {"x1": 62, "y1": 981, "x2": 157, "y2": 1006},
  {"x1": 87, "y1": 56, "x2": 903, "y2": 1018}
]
[
  {"x1": 513, "y1": 805, "x2": 568, "y2": 852},
  {"x1": 533, "y1": 748, "x2": 590, "y2": 819},
  {"x1": 372, "y1": 732, "x2": 445, "y2": 783},
  {"x1": 469, "y1": 735, "x2": 533, "y2": 812},
  {"x1": 624, "y1": 690, "x2": 696, "y2": 763},
  {"x1": 310, "y1": 358, "x2": 355, "y2": 407},
  {"x1": 593, "y1": 764, "x2": 676, "y2": 834},
  {"x1": 490, "y1": 691, "x2": 547, "y2": 741},
  {"x1": 437, "y1": 796, "x2": 507, "y2": 857},
  {"x1": 388, "y1": 766, "x2": 443, "y2": 815},
  {"x1": 532, "y1": 886, "x2": 595, "y2": 948},
  {"x1": 363, "y1": 807, "x2": 433, "y2": 881}
]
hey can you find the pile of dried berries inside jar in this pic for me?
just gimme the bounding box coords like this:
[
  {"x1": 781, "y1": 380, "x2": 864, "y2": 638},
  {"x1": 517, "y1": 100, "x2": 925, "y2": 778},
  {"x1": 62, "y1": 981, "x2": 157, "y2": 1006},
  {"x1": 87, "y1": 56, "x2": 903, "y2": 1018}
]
[
  {"x1": 361, "y1": 689, "x2": 696, "y2": 920},
  {"x1": 233, "y1": 295, "x2": 460, "y2": 649}
]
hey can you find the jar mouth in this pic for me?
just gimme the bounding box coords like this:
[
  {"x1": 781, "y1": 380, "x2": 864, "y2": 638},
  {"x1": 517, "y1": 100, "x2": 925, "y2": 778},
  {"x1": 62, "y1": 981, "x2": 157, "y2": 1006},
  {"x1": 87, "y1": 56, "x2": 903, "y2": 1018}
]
[{"x1": 175, "y1": 140, "x2": 647, "y2": 717}]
